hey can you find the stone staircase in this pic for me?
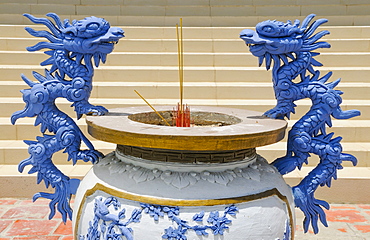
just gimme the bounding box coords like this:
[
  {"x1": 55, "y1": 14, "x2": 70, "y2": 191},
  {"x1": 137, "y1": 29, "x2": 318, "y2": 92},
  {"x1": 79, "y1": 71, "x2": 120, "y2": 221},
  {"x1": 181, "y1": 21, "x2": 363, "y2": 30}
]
[{"x1": 0, "y1": 0, "x2": 369, "y2": 202}]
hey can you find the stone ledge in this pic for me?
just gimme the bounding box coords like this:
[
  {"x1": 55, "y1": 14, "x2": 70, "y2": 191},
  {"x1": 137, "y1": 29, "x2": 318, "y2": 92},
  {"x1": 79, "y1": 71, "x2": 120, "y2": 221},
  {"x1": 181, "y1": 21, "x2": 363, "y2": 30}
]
[{"x1": 1, "y1": 164, "x2": 370, "y2": 203}]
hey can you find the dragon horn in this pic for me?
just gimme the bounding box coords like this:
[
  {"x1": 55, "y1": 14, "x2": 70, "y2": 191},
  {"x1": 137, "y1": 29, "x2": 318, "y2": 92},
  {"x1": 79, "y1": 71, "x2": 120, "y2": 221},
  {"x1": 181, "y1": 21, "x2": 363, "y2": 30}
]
[
  {"x1": 11, "y1": 105, "x2": 29, "y2": 125},
  {"x1": 340, "y1": 153, "x2": 358, "y2": 166},
  {"x1": 32, "y1": 71, "x2": 48, "y2": 83},
  {"x1": 23, "y1": 13, "x2": 61, "y2": 36},
  {"x1": 21, "y1": 74, "x2": 36, "y2": 87},
  {"x1": 300, "y1": 14, "x2": 316, "y2": 30},
  {"x1": 332, "y1": 108, "x2": 361, "y2": 119},
  {"x1": 318, "y1": 71, "x2": 333, "y2": 83},
  {"x1": 326, "y1": 78, "x2": 341, "y2": 89},
  {"x1": 46, "y1": 13, "x2": 64, "y2": 30}
]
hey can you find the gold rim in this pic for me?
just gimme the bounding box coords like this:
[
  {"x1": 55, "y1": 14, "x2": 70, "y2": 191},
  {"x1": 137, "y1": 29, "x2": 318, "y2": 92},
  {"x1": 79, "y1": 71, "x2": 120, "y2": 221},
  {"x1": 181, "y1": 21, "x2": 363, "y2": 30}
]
[{"x1": 86, "y1": 106, "x2": 287, "y2": 151}]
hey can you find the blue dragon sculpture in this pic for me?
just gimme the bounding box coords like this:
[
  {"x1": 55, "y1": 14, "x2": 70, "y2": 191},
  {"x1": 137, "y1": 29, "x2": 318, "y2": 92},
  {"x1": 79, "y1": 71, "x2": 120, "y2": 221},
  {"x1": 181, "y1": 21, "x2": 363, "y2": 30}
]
[
  {"x1": 240, "y1": 14, "x2": 361, "y2": 234},
  {"x1": 11, "y1": 13, "x2": 124, "y2": 222}
]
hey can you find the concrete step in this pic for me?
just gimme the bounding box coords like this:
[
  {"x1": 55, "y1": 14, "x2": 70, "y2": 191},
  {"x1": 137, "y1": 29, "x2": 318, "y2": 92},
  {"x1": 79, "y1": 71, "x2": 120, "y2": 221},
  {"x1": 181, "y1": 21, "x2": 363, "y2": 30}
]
[
  {"x1": 258, "y1": 141, "x2": 370, "y2": 168},
  {"x1": 118, "y1": 39, "x2": 370, "y2": 53},
  {"x1": 1, "y1": 51, "x2": 370, "y2": 67},
  {"x1": 0, "y1": 163, "x2": 92, "y2": 198},
  {"x1": 2, "y1": 163, "x2": 370, "y2": 203},
  {"x1": 0, "y1": 3, "x2": 368, "y2": 16},
  {"x1": 1, "y1": 2, "x2": 370, "y2": 18},
  {"x1": 1, "y1": 25, "x2": 370, "y2": 40},
  {"x1": 1, "y1": 38, "x2": 370, "y2": 54},
  {"x1": 1, "y1": 65, "x2": 370, "y2": 84},
  {"x1": 0, "y1": 137, "x2": 368, "y2": 166},
  {"x1": 1, "y1": 13, "x2": 370, "y2": 26},
  {"x1": 0, "y1": 139, "x2": 115, "y2": 166},
  {"x1": 1, "y1": 81, "x2": 369, "y2": 101},
  {"x1": 3, "y1": 97, "x2": 368, "y2": 120},
  {"x1": 2, "y1": 116, "x2": 369, "y2": 143}
]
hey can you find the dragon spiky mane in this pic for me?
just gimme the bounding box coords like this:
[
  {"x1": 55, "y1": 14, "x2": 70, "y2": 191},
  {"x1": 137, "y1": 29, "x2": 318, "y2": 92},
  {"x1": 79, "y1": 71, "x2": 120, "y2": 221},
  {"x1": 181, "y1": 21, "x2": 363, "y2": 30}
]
[
  {"x1": 240, "y1": 14, "x2": 330, "y2": 74},
  {"x1": 24, "y1": 13, "x2": 124, "y2": 80}
]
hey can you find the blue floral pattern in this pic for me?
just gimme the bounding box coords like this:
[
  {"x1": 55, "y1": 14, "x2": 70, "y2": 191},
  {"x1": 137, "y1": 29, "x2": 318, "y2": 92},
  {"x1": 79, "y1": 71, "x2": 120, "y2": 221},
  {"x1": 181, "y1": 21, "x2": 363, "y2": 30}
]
[
  {"x1": 80, "y1": 196, "x2": 238, "y2": 240},
  {"x1": 143, "y1": 203, "x2": 238, "y2": 239}
]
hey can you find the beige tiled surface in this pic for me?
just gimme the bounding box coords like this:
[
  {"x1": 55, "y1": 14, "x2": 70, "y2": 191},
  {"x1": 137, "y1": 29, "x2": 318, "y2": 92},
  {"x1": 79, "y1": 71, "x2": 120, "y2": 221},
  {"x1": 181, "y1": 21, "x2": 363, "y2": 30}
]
[
  {"x1": 258, "y1": 141, "x2": 370, "y2": 167},
  {"x1": 124, "y1": 0, "x2": 166, "y2": 5},
  {"x1": 354, "y1": 15, "x2": 370, "y2": 26},
  {"x1": 341, "y1": 0, "x2": 370, "y2": 4},
  {"x1": 37, "y1": 0, "x2": 80, "y2": 3},
  {"x1": 76, "y1": 5, "x2": 121, "y2": 16},
  {"x1": 301, "y1": 5, "x2": 347, "y2": 16},
  {"x1": 210, "y1": 6, "x2": 255, "y2": 17},
  {"x1": 0, "y1": 149, "x2": 4, "y2": 164},
  {"x1": 0, "y1": 0, "x2": 38, "y2": 3},
  {"x1": 297, "y1": 0, "x2": 342, "y2": 4},
  {"x1": 347, "y1": 4, "x2": 370, "y2": 15},
  {"x1": 210, "y1": 0, "x2": 254, "y2": 5},
  {"x1": 0, "y1": 3, "x2": 31, "y2": 15},
  {"x1": 255, "y1": 5, "x2": 301, "y2": 16},
  {"x1": 165, "y1": 6, "x2": 211, "y2": 16},
  {"x1": 121, "y1": 5, "x2": 166, "y2": 16},
  {"x1": 1, "y1": 26, "x2": 370, "y2": 39},
  {"x1": 82, "y1": 0, "x2": 124, "y2": 4},
  {"x1": 1, "y1": 163, "x2": 370, "y2": 201},
  {"x1": 0, "y1": 12, "x2": 370, "y2": 28},
  {"x1": 3, "y1": 47, "x2": 370, "y2": 65},
  {"x1": 29, "y1": 4, "x2": 76, "y2": 15}
]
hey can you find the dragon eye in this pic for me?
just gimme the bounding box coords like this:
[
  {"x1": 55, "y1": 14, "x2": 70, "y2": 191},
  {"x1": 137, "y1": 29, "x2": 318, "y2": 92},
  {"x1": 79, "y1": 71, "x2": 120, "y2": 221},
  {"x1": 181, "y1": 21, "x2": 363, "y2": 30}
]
[
  {"x1": 87, "y1": 23, "x2": 99, "y2": 30},
  {"x1": 65, "y1": 31, "x2": 75, "y2": 37},
  {"x1": 263, "y1": 26, "x2": 273, "y2": 32}
]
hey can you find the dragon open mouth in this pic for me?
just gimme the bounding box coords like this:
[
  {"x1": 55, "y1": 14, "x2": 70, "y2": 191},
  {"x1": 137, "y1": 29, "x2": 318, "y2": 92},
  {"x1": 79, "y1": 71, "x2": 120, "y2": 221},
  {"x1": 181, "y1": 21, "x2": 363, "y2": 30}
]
[
  {"x1": 104, "y1": 41, "x2": 119, "y2": 44},
  {"x1": 100, "y1": 40, "x2": 119, "y2": 46}
]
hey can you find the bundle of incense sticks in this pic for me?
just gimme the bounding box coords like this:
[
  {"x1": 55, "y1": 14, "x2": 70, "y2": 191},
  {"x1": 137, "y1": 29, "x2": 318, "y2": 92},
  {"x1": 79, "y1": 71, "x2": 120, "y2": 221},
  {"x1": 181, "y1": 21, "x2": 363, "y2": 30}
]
[
  {"x1": 174, "y1": 18, "x2": 191, "y2": 127},
  {"x1": 173, "y1": 103, "x2": 191, "y2": 127},
  {"x1": 134, "y1": 19, "x2": 191, "y2": 127}
]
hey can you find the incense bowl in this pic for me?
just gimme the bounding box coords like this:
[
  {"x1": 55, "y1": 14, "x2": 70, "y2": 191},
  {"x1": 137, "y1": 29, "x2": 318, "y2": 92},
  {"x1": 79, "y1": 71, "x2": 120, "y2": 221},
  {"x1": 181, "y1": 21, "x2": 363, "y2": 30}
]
[{"x1": 74, "y1": 106, "x2": 295, "y2": 240}]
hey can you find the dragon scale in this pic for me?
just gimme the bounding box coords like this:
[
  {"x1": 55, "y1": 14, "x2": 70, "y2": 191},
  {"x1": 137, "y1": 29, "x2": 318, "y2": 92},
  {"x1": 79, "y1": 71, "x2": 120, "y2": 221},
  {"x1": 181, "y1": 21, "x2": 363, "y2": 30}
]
[{"x1": 240, "y1": 14, "x2": 361, "y2": 234}]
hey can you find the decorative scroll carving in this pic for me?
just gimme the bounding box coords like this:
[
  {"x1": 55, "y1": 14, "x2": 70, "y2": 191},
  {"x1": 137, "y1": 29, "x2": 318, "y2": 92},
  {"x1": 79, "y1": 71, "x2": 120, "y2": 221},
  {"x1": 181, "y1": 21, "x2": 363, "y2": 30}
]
[{"x1": 98, "y1": 152, "x2": 275, "y2": 189}]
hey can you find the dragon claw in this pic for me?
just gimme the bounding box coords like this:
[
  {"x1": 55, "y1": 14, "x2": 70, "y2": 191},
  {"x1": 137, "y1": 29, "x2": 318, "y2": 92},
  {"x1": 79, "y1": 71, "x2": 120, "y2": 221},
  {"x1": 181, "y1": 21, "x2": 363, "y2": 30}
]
[
  {"x1": 76, "y1": 149, "x2": 104, "y2": 164},
  {"x1": 293, "y1": 185, "x2": 329, "y2": 234},
  {"x1": 78, "y1": 104, "x2": 108, "y2": 116},
  {"x1": 88, "y1": 105, "x2": 109, "y2": 116},
  {"x1": 263, "y1": 107, "x2": 289, "y2": 119},
  {"x1": 272, "y1": 155, "x2": 302, "y2": 174}
]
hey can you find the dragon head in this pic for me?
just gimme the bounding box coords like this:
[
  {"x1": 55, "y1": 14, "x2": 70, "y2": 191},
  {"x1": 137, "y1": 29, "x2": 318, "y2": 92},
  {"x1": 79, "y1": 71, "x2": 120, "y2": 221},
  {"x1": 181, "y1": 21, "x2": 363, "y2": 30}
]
[
  {"x1": 62, "y1": 16, "x2": 124, "y2": 55},
  {"x1": 240, "y1": 19, "x2": 304, "y2": 57},
  {"x1": 24, "y1": 13, "x2": 125, "y2": 68},
  {"x1": 240, "y1": 14, "x2": 330, "y2": 70}
]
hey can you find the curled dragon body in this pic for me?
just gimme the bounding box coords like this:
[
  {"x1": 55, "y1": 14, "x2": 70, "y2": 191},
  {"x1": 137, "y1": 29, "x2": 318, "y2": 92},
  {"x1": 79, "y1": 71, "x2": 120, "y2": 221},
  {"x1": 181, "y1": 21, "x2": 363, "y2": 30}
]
[
  {"x1": 11, "y1": 13, "x2": 124, "y2": 222},
  {"x1": 240, "y1": 14, "x2": 360, "y2": 234}
]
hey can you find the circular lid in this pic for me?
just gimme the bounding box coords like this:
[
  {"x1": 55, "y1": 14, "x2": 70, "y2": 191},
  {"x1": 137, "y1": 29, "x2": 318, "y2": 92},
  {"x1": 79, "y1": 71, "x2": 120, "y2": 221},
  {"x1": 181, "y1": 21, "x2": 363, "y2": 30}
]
[{"x1": 86, "y1": 106, "x2": 287, "y2": 151}]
